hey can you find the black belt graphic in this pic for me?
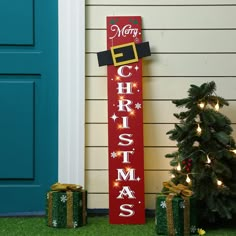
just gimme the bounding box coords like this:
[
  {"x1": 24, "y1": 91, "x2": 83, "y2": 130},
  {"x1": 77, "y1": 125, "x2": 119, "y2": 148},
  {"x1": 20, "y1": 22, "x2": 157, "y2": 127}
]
[{"x1": 97, "y1": 41, "x2": 151, "y2": 67}]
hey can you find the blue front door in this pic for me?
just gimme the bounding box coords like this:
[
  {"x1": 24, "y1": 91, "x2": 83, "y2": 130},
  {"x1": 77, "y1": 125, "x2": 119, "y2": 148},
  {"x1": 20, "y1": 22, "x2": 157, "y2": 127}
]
[{"x1": 0, "y1": 0, "x2": 58, "y2": 215}]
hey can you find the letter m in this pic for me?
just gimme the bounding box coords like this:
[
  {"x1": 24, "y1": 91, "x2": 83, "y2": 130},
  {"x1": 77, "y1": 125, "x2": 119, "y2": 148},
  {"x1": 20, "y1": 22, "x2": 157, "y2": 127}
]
[{"x1": 116, "y1": 168, "x2": 136, "y2": 181}]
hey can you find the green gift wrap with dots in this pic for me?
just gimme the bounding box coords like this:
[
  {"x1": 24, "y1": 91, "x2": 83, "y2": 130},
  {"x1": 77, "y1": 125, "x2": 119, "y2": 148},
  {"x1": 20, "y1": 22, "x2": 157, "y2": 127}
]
[
  {"x1": 46, "y1": 190, "x2": 87, "y2": 228},
  {"x1": 155, "y1": 194, "x2": 198, "y2": 236}
]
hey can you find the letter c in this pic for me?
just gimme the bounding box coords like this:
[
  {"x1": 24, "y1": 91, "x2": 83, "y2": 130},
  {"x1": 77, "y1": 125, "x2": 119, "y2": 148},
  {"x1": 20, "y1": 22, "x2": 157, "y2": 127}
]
[{"x1": 117, "y1": 65, "x2": 133, "y2": 78}]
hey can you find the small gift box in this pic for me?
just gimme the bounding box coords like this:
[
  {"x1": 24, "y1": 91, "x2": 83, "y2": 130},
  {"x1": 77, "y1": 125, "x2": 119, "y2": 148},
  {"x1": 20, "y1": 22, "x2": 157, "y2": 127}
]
[
  {"x1": 155, "y1": 181, "x2": 198, "y2": 236},
  {"x1": 46, "y1": 183, "x2": 87, "y2": 228}
]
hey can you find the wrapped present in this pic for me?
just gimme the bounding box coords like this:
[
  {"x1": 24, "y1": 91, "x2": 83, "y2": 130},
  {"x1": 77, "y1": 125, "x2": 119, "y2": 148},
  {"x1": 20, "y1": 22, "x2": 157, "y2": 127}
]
[
  {"x1": 46, "y1": 183, "x2": 87, "y2": 228},
  {"x1": 155, "y1": 181, "x2": 198, "y2": 236}
]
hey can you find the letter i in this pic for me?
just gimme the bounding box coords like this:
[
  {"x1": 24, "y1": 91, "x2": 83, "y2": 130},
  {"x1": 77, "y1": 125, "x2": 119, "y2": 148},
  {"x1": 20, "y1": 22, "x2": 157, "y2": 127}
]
[{"x1": 122, "y1": 116, "x2": 129, "y2": 128}]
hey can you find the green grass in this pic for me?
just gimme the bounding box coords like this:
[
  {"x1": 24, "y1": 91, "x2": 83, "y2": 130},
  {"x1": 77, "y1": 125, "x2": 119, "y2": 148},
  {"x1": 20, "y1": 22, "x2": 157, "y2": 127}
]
[{"x1": 0, "y1": 216, "x2": 235, "y2": 236}]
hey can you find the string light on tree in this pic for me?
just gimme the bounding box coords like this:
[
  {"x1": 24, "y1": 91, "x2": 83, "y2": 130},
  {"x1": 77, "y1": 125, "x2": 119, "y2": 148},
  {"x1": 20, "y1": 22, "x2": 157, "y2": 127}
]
[
  {"x1": 171, "y1": 174, "x2": 175, "y2": 178},
  {"x1": 198, "y1": 102, "x2": 205, "y2": 109},
  {"x1": 214, "y1": 101, "x2": 219, "y2": 111},
  {"x1": 176, "y1": 163, "x2": 181, "y2": 171},
  {"x1": 217, "y1": 180, "x2": 223, "y2": 186},
  {"x1": 186, "y1": 174, "x2": 191, "y2": 183},
  {"x1": 230, "y1": 149, "x2": 236, "y2": 154},
  {"x1": 206, "y1": 155, "x2": 211, "y2": 164},
  {"x1": 196, "y1": 124, "x2": 202, "y2": 134}
]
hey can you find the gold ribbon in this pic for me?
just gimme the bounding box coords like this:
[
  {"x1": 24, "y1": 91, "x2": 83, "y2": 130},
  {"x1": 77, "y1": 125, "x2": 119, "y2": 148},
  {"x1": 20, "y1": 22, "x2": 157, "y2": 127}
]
[
  {"x1": 67, "y1": 191, "x2": 73, "y2": 228},
  {"x1": 166, "y1": 194, "x2": 175, "y2": 236},
  {"x1": 163, "y1": 181, "x2": 193, "y2": 197},
  {"x1": 51, "y1": 182, "x2": 82, "y2": 192},
  {"x1": 163, "y1": 181, "x2": 192, "y2": 236}
]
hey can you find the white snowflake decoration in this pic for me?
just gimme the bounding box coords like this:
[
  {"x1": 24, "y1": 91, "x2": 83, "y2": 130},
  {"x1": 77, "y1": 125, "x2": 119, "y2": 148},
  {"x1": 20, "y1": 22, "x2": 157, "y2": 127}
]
[
  {"x1": 179, "y1": 201, "x2": 185, "y2": 209},
  {"x1": 190, "y1": 225, "x2": 197, "y2": 233},
  {"x1": 111, "y1": 151, "x2": 117, "y2": 158},
  {"x1": 160, "y1": 201, "x2": 166, "y2": 208},
  {"x1": 52, "y1": 220, "x2": 57, "y2": 227},
  {"x1": 135, "y1": 102, "x2": 142, "y2": 110},
  {"x1": 73, "y1": 221, "x2": 78, "y2": 228},
  {"x1": 60, "y1": 194, "x2": 67, "y2": 203}
]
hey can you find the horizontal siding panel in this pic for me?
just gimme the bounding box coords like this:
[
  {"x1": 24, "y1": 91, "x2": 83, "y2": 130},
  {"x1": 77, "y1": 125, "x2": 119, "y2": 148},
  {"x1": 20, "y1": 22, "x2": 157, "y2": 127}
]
[
  {"x1": 143, "y1": 77, "x2": 236, "y2": 100},
  {"x1": 87, "y1": 0, "x2": 236, "y2": 5},
  {"x1": 86, "y1": 77, "x2": 236, "y2": 100},
  {"x1": 86, "y1": 77, "x2": 107, "y2": 99},
  {"x1": 86, "y1": 6, "x2": 236, "y2": 29},
  {"x1": 86, "y1": 100, "x2": 107, "y2": 123},
  {"x1": 85, "y1": 124, "x2": 174, "y2": 146},
  {"x1": 86, "y1": 147, "x2": 108, "y2": 169},
  {"x1": 144, "y1": 101, "x2": 236, "y2": 123},
  {"x1": 85, "y1": 170, "x2": 170, "y2": 193},
  {"x1": 85, "y1": 124, "x2": 108, "y2": 147},
  {"x1": 144, "y1": 124, "x2": 175, "y2": 146},
  {"x1": 86, "y1": 124, "x2": 236, "y2": 146},
  {"x1": 87, "y1": 193, "x2": 109, "y2": 209},
  {"x1": 86, "y1": 54, "x2": 236, "y2": 77},
  {"x1": 86, "y1": 100, "x2": 180, "y2": 123},
  {"x1": 85, "y1": 147, "x2": 174, "y2": 170},
  {"x1": 86, "y1": 30, "x2": 236, "y2": 53},
  {"x1": 87, "y1": 193, "x2": 158, "y2": 210},
  {"x1": 86, "y1": 170, "x2": 109, "y2": 192},
  {"x1": 145, "y1": 148, "x2": 174, "y2": 170},
  {"x1": 86, "y1": 100, "x2": 236, "y2": 123},
  {"x1": 145, "y1": 171, "x2": 170, "y2": 193}
]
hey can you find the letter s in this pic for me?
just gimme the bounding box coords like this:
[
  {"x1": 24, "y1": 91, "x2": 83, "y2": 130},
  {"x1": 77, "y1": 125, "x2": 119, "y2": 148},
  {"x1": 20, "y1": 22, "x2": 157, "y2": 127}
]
[{"x1": 119, "y1": 204, "x2": 135, "y2": 217}]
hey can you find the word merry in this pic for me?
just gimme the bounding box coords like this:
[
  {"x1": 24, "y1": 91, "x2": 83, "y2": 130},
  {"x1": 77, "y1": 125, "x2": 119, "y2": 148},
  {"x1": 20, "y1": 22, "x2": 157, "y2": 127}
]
[{"x1": 109, "y1": 24, "x2": 139, "y2": 39}]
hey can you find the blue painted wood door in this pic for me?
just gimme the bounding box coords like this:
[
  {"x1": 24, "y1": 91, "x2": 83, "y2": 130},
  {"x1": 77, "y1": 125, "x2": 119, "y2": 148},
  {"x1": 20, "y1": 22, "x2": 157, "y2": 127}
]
[{"x1": 0, "y1": 0, "x2": 58, "y2": 215}]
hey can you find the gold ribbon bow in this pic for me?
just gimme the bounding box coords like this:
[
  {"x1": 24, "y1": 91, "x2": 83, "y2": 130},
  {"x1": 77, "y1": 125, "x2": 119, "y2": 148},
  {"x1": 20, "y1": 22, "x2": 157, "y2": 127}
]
[
  {"x1": 163, "y1": 181, "x2": 193, "y2": 197},
  {"x1": 51, "y1": 182, "x2": 82, "y2": 192}
]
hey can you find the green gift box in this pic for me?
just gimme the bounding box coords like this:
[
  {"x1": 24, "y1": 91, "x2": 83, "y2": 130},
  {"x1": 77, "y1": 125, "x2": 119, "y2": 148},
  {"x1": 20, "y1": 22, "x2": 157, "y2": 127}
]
[
  {"x1": 46, "y1": 190, "x2": 87, "y2": 228},
  {"x1": 155, "y1": 194, "x2": 197, "y2": 236}
]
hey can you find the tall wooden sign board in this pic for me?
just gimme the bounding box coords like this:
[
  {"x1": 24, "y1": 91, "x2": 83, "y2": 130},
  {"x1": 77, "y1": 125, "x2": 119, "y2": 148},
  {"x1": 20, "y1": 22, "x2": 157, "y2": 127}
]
[
  {"x1": 97, "y1": 16, "x2": 151, "y2": 224},
  {"x1": 107, "y1": 16, "x2": 144, "y2": 224}
]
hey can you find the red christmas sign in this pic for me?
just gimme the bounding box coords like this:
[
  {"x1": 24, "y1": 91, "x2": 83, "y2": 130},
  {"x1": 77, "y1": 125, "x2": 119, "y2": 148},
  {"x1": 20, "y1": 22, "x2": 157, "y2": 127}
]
[{"x1": 97, "y1": 16, "x2": 150, "y2": 224}]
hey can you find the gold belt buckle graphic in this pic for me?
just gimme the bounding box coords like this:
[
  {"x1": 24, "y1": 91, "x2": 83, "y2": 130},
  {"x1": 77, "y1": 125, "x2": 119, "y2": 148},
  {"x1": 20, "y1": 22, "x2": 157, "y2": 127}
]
[{"x1": 111, "y1": 42, "x2": 138, "y2": 66}]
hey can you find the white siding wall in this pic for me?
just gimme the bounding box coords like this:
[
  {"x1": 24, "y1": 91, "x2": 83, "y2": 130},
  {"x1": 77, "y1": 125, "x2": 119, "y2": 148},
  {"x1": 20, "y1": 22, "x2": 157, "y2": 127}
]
[{"x1": 85, "y1": 0, "x2": 236, "y2": 210}]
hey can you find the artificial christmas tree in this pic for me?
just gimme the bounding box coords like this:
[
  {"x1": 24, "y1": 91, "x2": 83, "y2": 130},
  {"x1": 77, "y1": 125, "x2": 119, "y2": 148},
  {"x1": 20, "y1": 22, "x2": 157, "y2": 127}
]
[{"x1": 165, "y1": 81, "x2": 236, "y2": 223}]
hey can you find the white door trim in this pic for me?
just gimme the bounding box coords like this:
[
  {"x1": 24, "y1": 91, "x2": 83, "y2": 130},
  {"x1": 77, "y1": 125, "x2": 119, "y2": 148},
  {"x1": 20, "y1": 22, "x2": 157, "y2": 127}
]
[{"x1": 58, "y1": 0, "x2": 85, "y2": 186}]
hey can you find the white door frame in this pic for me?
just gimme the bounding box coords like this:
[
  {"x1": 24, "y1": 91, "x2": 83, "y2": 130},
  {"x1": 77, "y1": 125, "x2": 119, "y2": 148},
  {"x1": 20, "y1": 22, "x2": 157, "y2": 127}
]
[{"x1": 58, "y1": 0, "x2": 85, "y2": 186}]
